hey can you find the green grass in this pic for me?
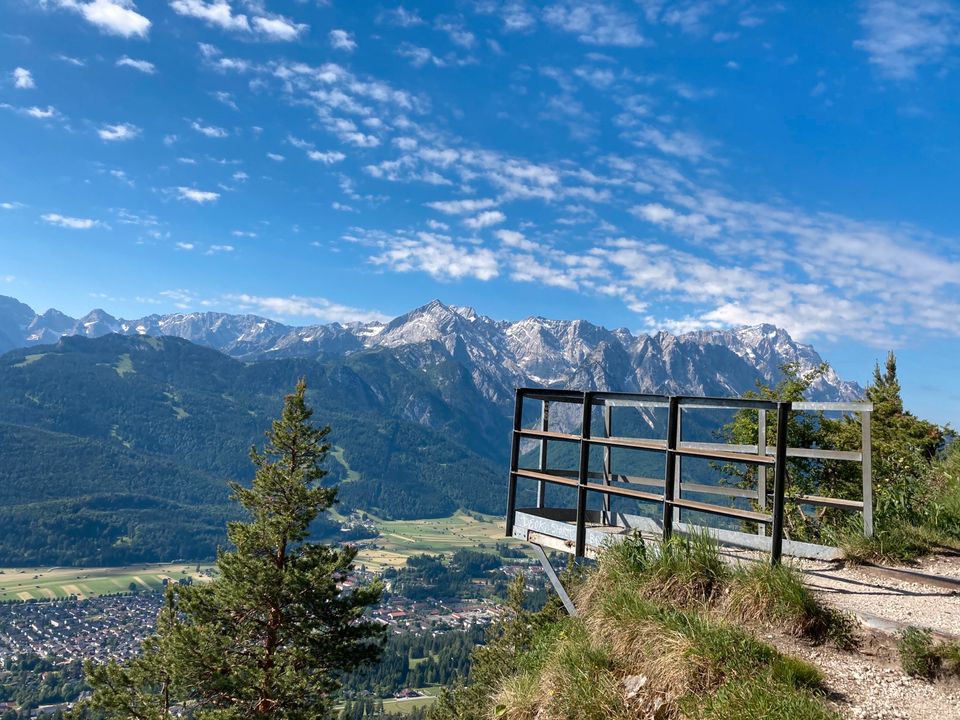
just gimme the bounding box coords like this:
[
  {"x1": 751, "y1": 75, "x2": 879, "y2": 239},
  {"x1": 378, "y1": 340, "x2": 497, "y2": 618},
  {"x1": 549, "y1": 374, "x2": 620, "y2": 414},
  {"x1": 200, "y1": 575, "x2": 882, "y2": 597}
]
[
  {"x1": 114, "y1": 353, "x2": 135, "y2": 377},
  {"x1": 0, "y1": 563, "x2": 214, "y2": 602},
  {"x1": 491, "y1": 534, "x2": 840, "y2": 720},
  {"x1": 12, "y1": 353, "x2": 47, "y2": 368},
  {"x1": 583, "y1": 531, "x2": 855, "y2": 648},
  {"x1": 330, "y1": 445, "x2": 361, "y2": 482}
]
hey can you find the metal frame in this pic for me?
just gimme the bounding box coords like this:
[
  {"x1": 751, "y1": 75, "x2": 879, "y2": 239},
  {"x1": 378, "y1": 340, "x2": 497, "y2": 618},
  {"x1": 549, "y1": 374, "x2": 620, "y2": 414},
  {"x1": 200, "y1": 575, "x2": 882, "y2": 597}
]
[{"x1": 507, "y1": 388, "x2": 874, "y2": 566}]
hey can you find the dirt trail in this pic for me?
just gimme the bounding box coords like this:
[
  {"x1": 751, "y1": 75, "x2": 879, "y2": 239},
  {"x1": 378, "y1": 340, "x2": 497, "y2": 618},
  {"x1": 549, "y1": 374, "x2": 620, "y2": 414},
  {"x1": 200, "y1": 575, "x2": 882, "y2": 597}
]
[
  {"x1": 799, "y1": 555, "x2": 960, "y2": 638},
  {"x1": 770, "y1": 633, "x2": 960, "y2": 719},
  {"x1": 791, "y1": 553, "x2": 960, "y2": 718}
]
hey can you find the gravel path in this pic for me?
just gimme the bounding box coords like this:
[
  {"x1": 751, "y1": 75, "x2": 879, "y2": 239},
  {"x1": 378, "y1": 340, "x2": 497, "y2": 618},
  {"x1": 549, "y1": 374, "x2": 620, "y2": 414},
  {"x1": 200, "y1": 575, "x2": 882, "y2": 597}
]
[
  {"x1": 769, "y1": 634, "x2": 960, "y2": 719},
  {"x1": 796, "y1": 556, "x2": 960, "y2": 638}
]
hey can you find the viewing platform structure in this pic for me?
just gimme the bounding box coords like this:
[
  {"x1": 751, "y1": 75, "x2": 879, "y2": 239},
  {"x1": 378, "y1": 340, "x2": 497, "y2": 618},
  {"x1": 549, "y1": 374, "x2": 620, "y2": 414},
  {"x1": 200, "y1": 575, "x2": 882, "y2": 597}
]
[{"x1": 505, "y1": 389, "x2": 873, "y2": 610}]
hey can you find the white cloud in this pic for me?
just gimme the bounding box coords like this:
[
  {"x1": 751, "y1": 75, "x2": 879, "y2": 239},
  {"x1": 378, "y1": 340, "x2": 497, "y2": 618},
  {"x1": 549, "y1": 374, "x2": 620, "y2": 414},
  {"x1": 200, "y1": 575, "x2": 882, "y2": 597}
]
[
  {"x1": 307, "y1": 150, "x2": 347, "y2": 164},
  {"x1": 170, "y1": 0, "x2": 250, "y2": 31},
  {"x1": 425, "y1": 198, "x2": 499, "y2": 215},
  {"x1": 116, "y1": 56, "x2": 156, "y2": 73},
  {"x1": 191, "y1": 120, "x2": 228, "y2": 138},
  {"x1": 329, "y1": 29, "x2": 357, "y2": 52},
  {"x1": 629, "y1": 126, "x2": 712, "y2": 161},
  {"x1": 13, "y1": 67, "x2": 34, "y2": 89},
  {"x1": 369, "y1": 231, "x2": 500, "y2": 281},
  {"x1": 495, "y1": 228, "x2": 539, "y2": 251},
  {"x1": 175, "y1": 186, "x2": 220, "y2": 203},
  {"x1": 55, "y1": 0, "x2": 151, "y2": 38},
  {"x1": 206, "y1": 244, "x2": 234, "y2": 253},
  {"x1": 25, "y1": 106, "x2": 57, "y2": 119},
  {"x1": 1, "y1": 275, "x2": 14, "y2": 282},
  {"x1": 1, "y1": 201, "x2": 24, "y2": 210},
  {"x1": 543, "y1": 1, "x2": 647, "y2": 47},
  {"x1": 170, "y1": 0, "x2": 306, "y2": 40},
  {"x1": 464, "y1": 210, "x2": 506, "y2": 229},
  {"x1": 98, "y1": 122, "x2": 140, "y2": 141},
  {"x1": 435, "y1": 18, "x2": 475, "y2": 48},
  {"x1": 252, "y1": 16, "x2": 307, "y2": 41},
  {"x1": 266, "y1": 152, "x2": 285, "y2": 161},
  {"x1": 176, "y1": 242, "x2": 195, "y2": 250},
  {"x1": 855, "y1": 0, "x2": 958, "y2": 79},
  {"x1": 377, "y1": 6, "x2": 424, "y2": 27},
  {"x1": 42, "y1": 212, "x2": 102, "y2": 229},
  {"x1": 212, "y1": 90, "x2": 238, "y2": 110},
  {"x1": 232, "y1": 230, "x2": 256, "y2": 237},
  {"x1": 226, "y1": 293, "x2": 390, "y2": 323}
]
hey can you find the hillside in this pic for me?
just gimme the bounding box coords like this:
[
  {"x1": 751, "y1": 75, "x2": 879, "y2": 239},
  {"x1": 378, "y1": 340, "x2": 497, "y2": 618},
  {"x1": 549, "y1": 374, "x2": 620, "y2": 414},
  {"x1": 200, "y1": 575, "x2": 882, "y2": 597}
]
[{"x1": 0, "y1": 335, "x2": 507, "y2": 565}]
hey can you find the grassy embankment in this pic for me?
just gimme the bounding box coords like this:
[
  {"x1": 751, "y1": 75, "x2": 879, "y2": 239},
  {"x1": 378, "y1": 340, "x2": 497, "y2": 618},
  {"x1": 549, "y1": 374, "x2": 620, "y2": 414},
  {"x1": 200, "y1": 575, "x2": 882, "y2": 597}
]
[
  {"x1": 440, "y1": 532, "x2": 856, "y2": 720},
  {"x1": 0, "y1": 563, "x2": 213, "y2": 602},
  {"x1": 841, "y1": 441, "x2": 960, "y2": 563}
]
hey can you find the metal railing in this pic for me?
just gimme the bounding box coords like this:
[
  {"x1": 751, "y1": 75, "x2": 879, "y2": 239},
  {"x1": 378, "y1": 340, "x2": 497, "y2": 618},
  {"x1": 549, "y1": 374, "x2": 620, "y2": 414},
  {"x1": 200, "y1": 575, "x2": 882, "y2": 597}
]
[{"x1": 506, "y1": 388, "x2": 873, "y2": 565}]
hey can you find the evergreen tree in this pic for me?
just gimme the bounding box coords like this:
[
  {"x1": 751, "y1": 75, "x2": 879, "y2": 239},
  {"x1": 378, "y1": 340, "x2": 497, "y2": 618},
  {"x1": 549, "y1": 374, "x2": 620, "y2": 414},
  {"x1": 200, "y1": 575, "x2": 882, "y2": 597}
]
[{"x1": 81, "y1": 380, "x2": 385, "y2": 719}]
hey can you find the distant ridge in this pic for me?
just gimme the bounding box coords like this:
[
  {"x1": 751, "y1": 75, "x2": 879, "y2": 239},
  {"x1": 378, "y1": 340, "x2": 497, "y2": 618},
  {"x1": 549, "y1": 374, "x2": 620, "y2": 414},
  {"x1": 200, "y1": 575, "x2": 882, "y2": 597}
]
[{"x1": 0, "y1": 295, "x2": 861, "y2": 403}]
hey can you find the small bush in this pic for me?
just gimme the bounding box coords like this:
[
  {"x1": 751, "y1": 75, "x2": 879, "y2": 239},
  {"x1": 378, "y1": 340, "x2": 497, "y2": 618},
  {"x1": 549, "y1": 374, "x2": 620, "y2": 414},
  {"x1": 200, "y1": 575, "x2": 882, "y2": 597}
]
[
  {"x1": 897, "y1": 626, "x2": 960, "y2": 680},
  {"x1": 898, "y1": 627, "x2": 941, "y2": 679}
]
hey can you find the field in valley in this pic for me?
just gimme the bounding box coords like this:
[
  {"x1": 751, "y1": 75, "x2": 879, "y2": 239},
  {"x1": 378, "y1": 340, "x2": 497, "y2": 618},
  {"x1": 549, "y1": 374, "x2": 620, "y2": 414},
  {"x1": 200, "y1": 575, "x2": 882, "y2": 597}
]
[
  {"x1": 0, "y1": 563, "x2": 214, "y2": 602},
  {"x1": 354, "y1": 510, "x2": 513, "y2": 573},
  {"x1": 0, "y1": 512, "x2": 517, "y2": 599}
]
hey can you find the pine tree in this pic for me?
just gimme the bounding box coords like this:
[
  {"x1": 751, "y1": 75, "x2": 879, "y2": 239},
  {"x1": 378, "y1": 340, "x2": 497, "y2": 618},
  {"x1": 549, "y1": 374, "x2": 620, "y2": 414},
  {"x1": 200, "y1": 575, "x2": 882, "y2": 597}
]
[{"x1": 82, "y1": 379, "x2": 385, "y2": 719}]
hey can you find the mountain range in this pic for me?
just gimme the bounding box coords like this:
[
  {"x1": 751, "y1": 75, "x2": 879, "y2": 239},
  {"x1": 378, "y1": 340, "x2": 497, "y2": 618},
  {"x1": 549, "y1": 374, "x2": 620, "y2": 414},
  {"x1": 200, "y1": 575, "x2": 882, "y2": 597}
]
[
  {"x1": 0, "y1": 295, "x2": 862, "y2": 565},
  {"x1": 0, "y1": 295, "x2": 860, "y2": 404}
]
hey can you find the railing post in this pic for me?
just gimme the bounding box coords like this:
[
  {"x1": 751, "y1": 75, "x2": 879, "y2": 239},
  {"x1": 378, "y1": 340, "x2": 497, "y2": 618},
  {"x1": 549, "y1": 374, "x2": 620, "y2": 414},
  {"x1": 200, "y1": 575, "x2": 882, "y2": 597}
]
[
  {"x1": 662, "y1": 396, "x2": 680, "y2": 541},
  {"x1": 602, "y1": 402, "x2": 612, "y2": 525},
  {"x1": 506, "y1": 389, "x2": 524, "y2": 538},
  {"x1": 757, "y1": 408, "x2": 766, "y2": 537},
  {"x1": 770, "y1": 401, "x2": 791, "y2": 565},
  {"x1": 537, "y1": 400, "x2": 550, "y2": 509},
  {"x1": 673, "y1": 408, "x2": 682, "y2": 527},
  {"x1": 575, "y1": 391, "x2": 593, "y2": 558},
  {"x1": 861, "y1": 409, "x2": 873, "y2": 538}
]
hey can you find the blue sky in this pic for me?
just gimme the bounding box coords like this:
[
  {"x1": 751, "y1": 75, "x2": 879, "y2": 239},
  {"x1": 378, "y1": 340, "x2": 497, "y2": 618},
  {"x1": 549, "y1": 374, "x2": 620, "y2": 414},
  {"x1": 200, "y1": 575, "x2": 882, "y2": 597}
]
[{"x1": 1, "y1": 0, "x2": 959, "y2": 423}]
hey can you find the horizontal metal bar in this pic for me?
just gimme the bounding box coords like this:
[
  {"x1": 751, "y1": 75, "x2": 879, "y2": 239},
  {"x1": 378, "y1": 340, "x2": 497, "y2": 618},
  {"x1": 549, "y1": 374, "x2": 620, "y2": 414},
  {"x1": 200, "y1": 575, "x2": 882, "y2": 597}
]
[
  {"x1": 676, "y1": 396, "x2": 780, "y2": 411},
  {"x1": 790, "y1": 494, "x2": 864, "y2": 510},
  {"x1": 545, "y1": 469, "x2": 664, "y2": 488},
  {"x1": 585, "y1": 483, "x2": 662, "y2": 503},
  {"x1": 781, "y1": 447, "x2": 863, "y2": 462},
  {"x1": 586, "y1": 436, "x2": 667, "y2": 451},
  {"x1": 591, "y1": 391, "x2": 670, "y2": 405},
  {"x1": 598, "y1": 399, "x2": 670, "y2": 409},
  {"x1": 792, "y1": 402, "x2": 873, "y2": 412},
  {"x1": 674, "y1": 447, "x2": 776, "y2": 465},
  {"x1": 669, "y1": 498, "x2": 772, "y2": 524},
  {"x1": 680, "y1": 441, "x2": 758, "y2": 454},
  {"x1": 679, "y1": 482, "x2": 759, "y2": 500},
  {"x1": 517, "y1": 388, "x2": 585, "y2": 403},
  {"x1": 512, "y1": 469, "x2": 579, "y2": 487},
  {"x1": 516, "y1": 428, "x2": 580, "y2": 442},
  {"x1": 682, "y1": 442, "x2": 862, "y2": 462}
]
